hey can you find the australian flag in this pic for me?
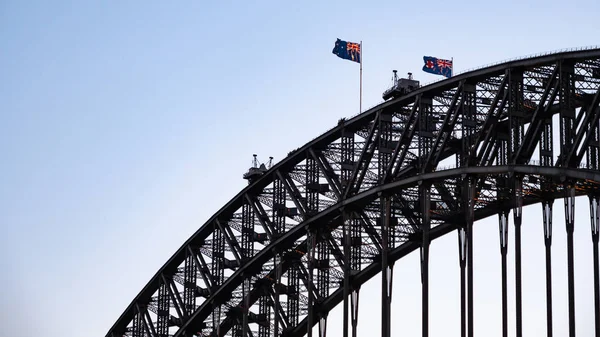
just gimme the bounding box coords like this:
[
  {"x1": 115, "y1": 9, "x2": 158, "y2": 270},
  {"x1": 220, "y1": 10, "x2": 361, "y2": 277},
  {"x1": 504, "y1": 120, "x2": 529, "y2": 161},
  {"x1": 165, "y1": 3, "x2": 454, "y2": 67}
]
[
  {"x1": 332, "y1": 38, "x2": 361, "y2": 63},
  {"x1": 422, "y1": 56, "x2": 453, "y2": 78}
]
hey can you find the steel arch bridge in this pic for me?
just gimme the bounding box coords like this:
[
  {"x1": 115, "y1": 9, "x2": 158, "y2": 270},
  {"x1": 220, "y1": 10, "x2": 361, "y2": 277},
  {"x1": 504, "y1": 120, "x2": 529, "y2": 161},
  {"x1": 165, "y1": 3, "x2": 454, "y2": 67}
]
[{"x1": 106, "y1": 47, "x2": 600, "y2": 337}]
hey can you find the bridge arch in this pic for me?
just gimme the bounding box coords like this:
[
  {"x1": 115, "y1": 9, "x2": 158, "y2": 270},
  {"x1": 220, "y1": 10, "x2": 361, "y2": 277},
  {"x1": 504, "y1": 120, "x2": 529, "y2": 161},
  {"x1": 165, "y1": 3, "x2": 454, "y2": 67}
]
[{"x1": 106, "y1": 47, "x2": 600, "y2": 337}]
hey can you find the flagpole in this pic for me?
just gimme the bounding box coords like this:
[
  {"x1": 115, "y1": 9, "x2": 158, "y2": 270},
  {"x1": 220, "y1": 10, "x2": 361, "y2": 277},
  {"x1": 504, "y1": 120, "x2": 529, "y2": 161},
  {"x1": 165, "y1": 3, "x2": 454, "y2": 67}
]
[
  {"x1": 360, "y1": 41, "x2": 363, "y2": 113},
  {"x1": 451, "y1": 57, "x2": 454, "y2": 77}
]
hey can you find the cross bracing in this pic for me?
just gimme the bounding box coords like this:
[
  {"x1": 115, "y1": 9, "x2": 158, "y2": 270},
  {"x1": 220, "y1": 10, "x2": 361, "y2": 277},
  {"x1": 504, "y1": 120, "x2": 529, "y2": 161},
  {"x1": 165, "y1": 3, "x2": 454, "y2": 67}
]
[{"x1": 107, "y1": 48, "x2": 600, "y2": 337}]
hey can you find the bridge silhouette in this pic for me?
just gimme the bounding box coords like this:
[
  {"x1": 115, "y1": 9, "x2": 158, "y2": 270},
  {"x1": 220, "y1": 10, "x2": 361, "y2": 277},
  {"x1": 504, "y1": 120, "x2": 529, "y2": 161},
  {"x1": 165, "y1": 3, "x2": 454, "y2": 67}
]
[{"x1": 106, "y1": 47, "x2": 600, "y2": 337}]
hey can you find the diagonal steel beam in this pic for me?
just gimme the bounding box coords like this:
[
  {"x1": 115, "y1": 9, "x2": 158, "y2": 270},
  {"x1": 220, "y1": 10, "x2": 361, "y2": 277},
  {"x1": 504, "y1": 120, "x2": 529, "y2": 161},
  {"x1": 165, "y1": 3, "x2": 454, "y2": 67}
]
[
  {"x1": 215, "y1": 219, "x2": 243, "y2": 266},
  {"x1": 513, "y1": 66, "x2": 560, "y2": 163},
  {"x1": 187, "y1": 246, "x2": 214, "y2": 296},
  {"x1": 353, "y1": 134, "x2": 382, "y2": 196},
  {"x1": 344, "y1": 111, "x2": 380, "y2": 198},
  {"x1": 310, "y1": 148, "x2": 342, "y2": 199},
  {"x1": 217, "y1": 224, "x2": 345, "y2": 337},
  {"x1": 384, "y1": 97, "x2": 420, "y2": 182},
  {"x1": 161, "y1": 275, "x2": 186, "y2": 320},
  {"x1": 571, "y1": 87, "x2": 600, "y2": 165},
  {"x1": 425, "y1": 83, "x2": 464, "y2": 171},
  {"x1": 314, "y1": 147, "x2": 382, "y2": 252},
  {"x1": 327, "y1": 234, "x2": 346, "y2": 269},
  {"x1": 141, "y1": 306, "x2": 158, "y2": 337},
  {"x1": 264, "y1": 281, "x2": 291, "y2": 329},
  {"x1": 474, "y1": 77, "x2": 508, "y2": 153},
  {"x1": 277, "y1": 170, "x2": 308, "y2": 218},
  {"x1": 556, "y1": 60, "x2": 578, "y2": 168},
  {"x1": 246, "y1": 194, "x2": 274, "y2": 241},
  {"x1": 434, "y1": 182, "x2": 459, "y2": 212},
  {"x1": 392, "y1": 193, "x2": 419, "y2": 229},
  {"x1": 355, "y1": 211, "x2": 382, "y2": 252},
  {"x1": 476, "y1": 91, "x2": 509, "y2": 166}
]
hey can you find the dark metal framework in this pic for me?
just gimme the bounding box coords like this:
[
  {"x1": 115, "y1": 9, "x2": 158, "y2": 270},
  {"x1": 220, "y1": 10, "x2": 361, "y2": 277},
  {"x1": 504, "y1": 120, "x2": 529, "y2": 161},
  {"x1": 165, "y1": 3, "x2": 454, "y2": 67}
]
[{"x1": 107, "y1": 48, "x2": 600, "y2": 337}]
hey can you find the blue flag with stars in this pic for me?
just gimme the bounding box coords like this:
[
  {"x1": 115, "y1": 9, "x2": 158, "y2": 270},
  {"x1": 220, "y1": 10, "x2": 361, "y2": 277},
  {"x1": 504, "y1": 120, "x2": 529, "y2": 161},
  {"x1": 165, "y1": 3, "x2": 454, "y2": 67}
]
[
  {"x1": 422, "y1": 56, "x2": 453, "y2": 78},
  {"x1": 332, "y1": 38, "x2": 361, "y2": 63}
]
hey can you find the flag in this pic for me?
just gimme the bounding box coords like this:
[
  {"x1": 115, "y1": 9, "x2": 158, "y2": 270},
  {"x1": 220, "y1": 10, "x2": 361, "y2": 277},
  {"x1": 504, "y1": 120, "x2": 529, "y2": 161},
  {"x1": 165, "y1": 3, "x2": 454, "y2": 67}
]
[
  {"x1": 332, "y1": 38, "x2": 361, "y2": 63},
  {"x1": 422, "y1": 56, "x2": 453, "y2": 78}
]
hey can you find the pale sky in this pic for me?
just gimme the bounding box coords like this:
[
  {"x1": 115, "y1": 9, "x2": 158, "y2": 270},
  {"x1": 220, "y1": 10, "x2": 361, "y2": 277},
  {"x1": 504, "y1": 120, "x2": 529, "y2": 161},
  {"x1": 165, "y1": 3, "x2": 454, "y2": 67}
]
[{"x1": 1, "y1": 1, "x2": 599, "y2": 337}]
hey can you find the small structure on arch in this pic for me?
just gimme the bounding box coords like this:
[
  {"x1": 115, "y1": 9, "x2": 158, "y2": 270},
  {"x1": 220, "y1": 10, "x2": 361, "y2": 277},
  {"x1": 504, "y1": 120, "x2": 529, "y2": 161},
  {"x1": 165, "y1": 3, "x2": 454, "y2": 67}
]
[{"x1": 243, "y1": 154, "x2": 273, "y2": 184}]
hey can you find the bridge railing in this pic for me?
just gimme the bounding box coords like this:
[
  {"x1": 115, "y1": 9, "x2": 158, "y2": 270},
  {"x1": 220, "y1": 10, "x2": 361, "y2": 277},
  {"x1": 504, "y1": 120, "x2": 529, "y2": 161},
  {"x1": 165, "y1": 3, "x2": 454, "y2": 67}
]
[
  {"x1": 301, "y1": 46, "x2": 600, "y2": 160},
  {"x1": 455, "y1": 45, "x2": 600, "y2": 76},
  {"x1": 433, "y1": 160, "x2": 590, "y2": 171},
  {"x1": 353, "y1": 45, "x2": 600, "y2": 121},
  {"x1": 419, "y1": 45, "x2": 600, "y2": 88}
]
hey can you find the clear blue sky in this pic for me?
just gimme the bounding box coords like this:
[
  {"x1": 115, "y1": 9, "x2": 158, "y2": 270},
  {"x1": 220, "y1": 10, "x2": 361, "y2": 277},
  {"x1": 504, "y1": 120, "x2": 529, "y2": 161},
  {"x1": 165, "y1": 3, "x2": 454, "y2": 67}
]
[{"x1": 1, "y1": 1, "x2": 599, "y2": 336}]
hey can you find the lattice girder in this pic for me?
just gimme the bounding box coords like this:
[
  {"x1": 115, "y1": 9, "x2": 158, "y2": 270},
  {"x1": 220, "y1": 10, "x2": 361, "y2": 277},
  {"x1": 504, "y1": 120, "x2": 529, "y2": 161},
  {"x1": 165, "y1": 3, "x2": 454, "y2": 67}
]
[{"x1": 106, "y1": 49, "x2": 600, "y2": 337}]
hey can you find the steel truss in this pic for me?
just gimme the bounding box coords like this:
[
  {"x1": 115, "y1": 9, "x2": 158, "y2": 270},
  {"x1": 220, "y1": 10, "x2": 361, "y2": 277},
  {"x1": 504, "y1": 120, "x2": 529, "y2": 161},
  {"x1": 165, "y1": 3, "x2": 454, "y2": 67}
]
[{"x1": 107, "y1": 49, "x2": 600, "y2": 337}]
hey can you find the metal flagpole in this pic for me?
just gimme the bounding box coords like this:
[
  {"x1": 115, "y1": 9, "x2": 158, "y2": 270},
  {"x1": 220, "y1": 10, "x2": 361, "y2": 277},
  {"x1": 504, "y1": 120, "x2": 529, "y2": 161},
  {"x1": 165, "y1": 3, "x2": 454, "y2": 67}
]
[
  {"x1": 451, "y1": 57, "x2": 454, "y2": 77},
  {"x1": 360, "y1": 41, "x2": 363, "y2": 113}
]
